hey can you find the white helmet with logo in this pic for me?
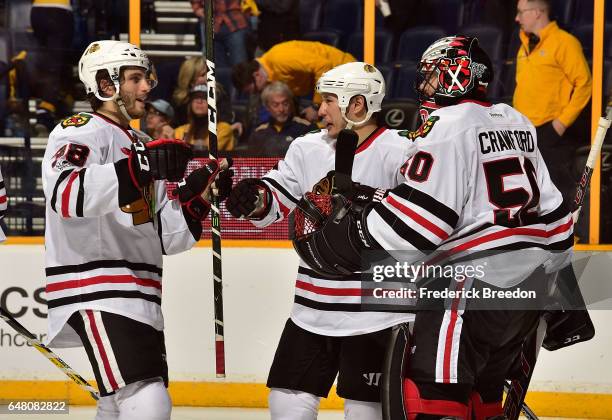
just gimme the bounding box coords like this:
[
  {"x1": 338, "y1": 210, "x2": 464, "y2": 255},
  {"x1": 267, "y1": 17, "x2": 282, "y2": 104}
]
[
  {"x1": 79, "y1": 40, "x2": 157, "y2": 102},
  {"x1": 316, "y1": 62, "x2": 385, "y2": 128}
]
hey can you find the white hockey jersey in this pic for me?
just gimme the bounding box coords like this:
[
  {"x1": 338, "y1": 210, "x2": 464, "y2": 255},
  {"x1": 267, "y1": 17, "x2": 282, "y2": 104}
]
[
  {"x1": 0, "y1": 165, "x2": 6, "y2": 242},
  {"x1": 252, "y1": 126, "x2": 416, "y2": 336},
  {"x1": 367, "y1": 101, "x2": 573, "y2": 287},
  {"x1": 43, "y1": 112, "x2": 197, "y2": 348}
]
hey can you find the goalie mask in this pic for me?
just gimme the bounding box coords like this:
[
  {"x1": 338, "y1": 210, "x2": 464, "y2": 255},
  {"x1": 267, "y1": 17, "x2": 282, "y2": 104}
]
[
  {"x1": 316, "y1": 62, "x2": 386, "y2": 129},
  {"x1": 79, "y1": 40, "x2": 158, "y2": 119},
  {"x1": 415, "y1": 36, "x2": 493, "y2": 119}
]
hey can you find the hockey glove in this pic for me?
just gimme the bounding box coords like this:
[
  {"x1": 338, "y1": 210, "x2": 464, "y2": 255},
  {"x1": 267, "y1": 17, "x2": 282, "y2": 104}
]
[
  {"x1": 293, "y1": 193, "x2": 380, "y2": 278},
  {"x1": 226, "y1": 178, "x2": 272, "y2": 220},
  {"x1": 175, "y1": 158, "x2": 233, "y2": 221},
  {"x1": 128, "y1": 139, "x2": 192, "y2": 187}
]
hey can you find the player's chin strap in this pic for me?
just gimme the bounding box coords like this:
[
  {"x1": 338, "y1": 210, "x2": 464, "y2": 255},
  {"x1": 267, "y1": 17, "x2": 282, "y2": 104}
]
[
  {"x1": 341, "y1": 107, "x2": 373, "y2": 130},
  {"x1": 114, "y1": 94, "x2": 133, "y2": 122}
]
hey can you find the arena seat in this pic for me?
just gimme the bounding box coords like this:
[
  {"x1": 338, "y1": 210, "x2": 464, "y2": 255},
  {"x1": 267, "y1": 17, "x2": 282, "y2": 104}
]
[
  {"x1": 302, "y1": 31, "x2": 341, "y2": 49},
  {"x1": 299, "y1": 0, "x2": 323, "y2": 33},
  {"x1": 391, "y1": 61, "x2": 417, "y2": 101},
  {"x1": 320, "y1": 0, "x2": 363, "y2": 48},
  {"x1": 460, "y1": 24, "x2": 504, "y2": 61},
  {"x1": 396, "y1": 26, "x2": 446, "y2": 62},
  {"x1": 346, "y1": 31, "x2": 394, "y2": 63}
]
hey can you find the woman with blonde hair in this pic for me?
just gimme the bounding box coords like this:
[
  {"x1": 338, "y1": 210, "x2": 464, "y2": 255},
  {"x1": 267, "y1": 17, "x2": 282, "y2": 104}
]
[
  {"x1": 174, "y1": 84, "x2": 235, "y2": 155},
  {"x1": 172, "y1": 56, "x2": 234, "y2": 127}
]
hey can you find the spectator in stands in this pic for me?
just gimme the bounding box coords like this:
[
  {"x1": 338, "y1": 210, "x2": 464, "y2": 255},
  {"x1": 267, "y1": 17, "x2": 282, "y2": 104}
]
[
  {"x1": 513, "y1": 0, "x2": 592, "y2": 207},
  {"x1": 145, "y1": 99, "x2": 175, "y2": 139},
  {"x1": 254, "y1": 0, "x2": 300, "y2": 52},
  {"x1": 173, "y1": 56, "x2": 206, "y2": 125},
  {"x1": 30, "y1": 0, "x2": 75, "y2": 117},
  {"x1": 248, "y1": 81, "x2": 316, "y2": 156},
  {"x1": 232, "y1": 41, "x2": 356, "y2": 122},
  {"x1": 474, "y1": 0, "x2": 517, "y2": 48},
  {"x1": 190, "y1": 0, "x2": 252, "y2": 67},
  {"x1": 174, "y1": 84, "x2": 235, "y2": 154},
  {"x1": 172, "y1": 56, "x2": 236, "y2": 128}
]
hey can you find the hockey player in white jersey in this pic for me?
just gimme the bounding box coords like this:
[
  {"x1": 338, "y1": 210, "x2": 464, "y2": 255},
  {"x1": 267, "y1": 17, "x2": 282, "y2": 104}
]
[
  {"x1": 292, "y1": 37, "x2": 575, "y2": 419},
  {"x1": 42, "y1": 40, "x2": 232, "y2": 420},
  {"x1": 0, "y1": 165, "x2": 6, "y2": 242},
  {"x1": 226, "y1": 62, "x2": 416, "y2": 420}
]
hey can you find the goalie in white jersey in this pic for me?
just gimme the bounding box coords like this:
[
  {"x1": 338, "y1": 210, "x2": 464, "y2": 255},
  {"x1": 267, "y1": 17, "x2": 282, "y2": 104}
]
[
  {"x1": 43, "y1": 40, "x2": 231, "y2": 420},
  {"x1": 226, "y1": 62, "x2": 416, "y2": 419},
  {"x1": 292, "y1": 37, "x2": 575, "y2": 419}
]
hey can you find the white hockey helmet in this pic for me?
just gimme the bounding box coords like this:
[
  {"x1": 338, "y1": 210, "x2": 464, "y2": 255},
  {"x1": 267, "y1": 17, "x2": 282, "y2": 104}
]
[
  {"x1": 79, "y1": 40, "x2": 157, "y2": 102},
  {"x1": 316, "y1": 62, "x2": 385, "y2": 127}
]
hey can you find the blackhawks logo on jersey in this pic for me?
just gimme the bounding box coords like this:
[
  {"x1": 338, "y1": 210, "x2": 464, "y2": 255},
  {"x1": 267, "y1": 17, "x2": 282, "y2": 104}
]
[
  {"x1": 61, "y1": 113, "x2": 92, "y2": 129},
  {"x1": 399, "y1": 116, "x2": 440, "y2": 141}
]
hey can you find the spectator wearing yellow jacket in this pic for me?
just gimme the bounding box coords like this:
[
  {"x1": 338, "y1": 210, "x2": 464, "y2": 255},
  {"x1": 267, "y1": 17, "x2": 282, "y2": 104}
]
[
  {"x1": 232, "y1": 41, "x2": 356, "y2": 120},
  {"x1": 513, "y1": 0, "x2": 592, "y2": 206}
]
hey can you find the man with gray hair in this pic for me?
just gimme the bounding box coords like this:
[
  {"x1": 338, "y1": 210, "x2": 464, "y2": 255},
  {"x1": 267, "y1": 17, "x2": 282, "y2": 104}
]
[{"x1": 248, "y1": 81, "x2": 317, "y2": 156}]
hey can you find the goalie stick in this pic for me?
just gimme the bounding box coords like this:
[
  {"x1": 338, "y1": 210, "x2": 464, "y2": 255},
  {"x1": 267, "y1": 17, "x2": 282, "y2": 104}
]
[
  {"x1": 0, "y1": 306, "x2": 99, "y2": 400},
  {"x1": 203, "y1": 0, "x2": 226, "y2": 378},
  {"x1": 503, "y1": 106, "x2": 611, "y2": 420}
]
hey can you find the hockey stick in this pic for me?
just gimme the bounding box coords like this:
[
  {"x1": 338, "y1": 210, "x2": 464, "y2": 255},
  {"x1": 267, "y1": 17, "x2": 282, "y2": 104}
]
[
  {"x1": 503, "y1": 107, "x2": 611, "y2": 420},
  {"x1": 203, "y1": 0, "x2": 225, "y2": 378},
  {"x1": 0, "y1": 306, "x2": 99, "y2": 400}
]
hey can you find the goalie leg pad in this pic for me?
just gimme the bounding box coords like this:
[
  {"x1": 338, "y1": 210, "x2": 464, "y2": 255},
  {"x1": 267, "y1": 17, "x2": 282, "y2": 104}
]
[
  {"x1": 403, "y1": 380, "x2": 470, "y2": 420},
  {"x1": 469, "y1": 392, "x2": 503, "y2": 420}
]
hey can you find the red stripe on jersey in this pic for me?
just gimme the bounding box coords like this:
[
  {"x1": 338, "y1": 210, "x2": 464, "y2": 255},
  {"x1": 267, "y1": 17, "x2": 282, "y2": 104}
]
[
  {"x1": 387, "y1": 195, "x2": 449, "y2": 240},
  {"x1": 356, "y1": 126, "x2": 387, "y2": 154},
  {"x1": 425, "y1": 218, "x2": 573, "y2": 267},
  {"x1": 46, "y1": 274, "x2": 162, "y2": 292},
  {"x1": 296, "y1": 280, "x2": 364, "y2": 296},
  {"x1": 443, "y1": 281, "x2": 464, "y2": 383},
  {"x1": 271, "y1": 190, "x2": 290, "y2": 218},
  {"x1": 443, "y1": 310, "x2": 458, "y2": 382},
  {"x1": 86, "y1": 310, "x2": 119, "y2": 391},
  {"x1": 0, "y1": 195, "x2": 6, "y2": 204},
  {"x1": 453, "y1": 219, "x2": 573, "y2": 253},
  {"x1": 61, "y1": 171, "x2": 80, "y2": 217}
]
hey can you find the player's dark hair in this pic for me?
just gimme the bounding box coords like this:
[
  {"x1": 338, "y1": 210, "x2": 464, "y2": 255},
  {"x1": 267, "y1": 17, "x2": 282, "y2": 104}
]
[{"x1": 231, "y1": 60, "x2": 260, "y2": 92}]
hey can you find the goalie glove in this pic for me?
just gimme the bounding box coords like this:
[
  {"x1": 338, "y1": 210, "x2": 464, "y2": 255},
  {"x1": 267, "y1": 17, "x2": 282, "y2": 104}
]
[
  {"x1": 293, "y1": 193, "x2": 380, "y2": 278},
  {"x1": 175, "y1": 158, "x2": 233, "y2": 220},
  {"x1": 128, "y1": 139, "x2": 192, "y2": 187}
]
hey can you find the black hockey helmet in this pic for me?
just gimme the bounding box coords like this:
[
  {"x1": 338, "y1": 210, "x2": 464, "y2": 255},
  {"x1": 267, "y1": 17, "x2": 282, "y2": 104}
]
[{"x1": 415, "y1": 36, "x2": 493, "y2": 108}]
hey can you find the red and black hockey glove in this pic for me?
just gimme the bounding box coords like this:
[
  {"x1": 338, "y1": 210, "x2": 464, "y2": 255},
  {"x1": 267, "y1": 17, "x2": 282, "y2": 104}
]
[
  {"x1": 226, "y1": 178, "x2": 272, "y2": 220},
  {"x1": 175, "y1": 158, "x2": 233, "y2": 221},
  {"x1": 128, "y1": 139, "x2": 192, "y2": 187}
]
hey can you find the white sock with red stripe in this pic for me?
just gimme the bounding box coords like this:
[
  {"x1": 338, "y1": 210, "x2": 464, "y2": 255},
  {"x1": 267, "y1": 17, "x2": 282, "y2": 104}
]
[
  {"x1": 344, "y1": 399, "x2": 382, "y2": 420},
  {"x1": 116, "y1": 378, "x2": 171, "y2": 420},
  {"x1": 269, "y1": 388, "x2": 320, "y2": 420}
]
